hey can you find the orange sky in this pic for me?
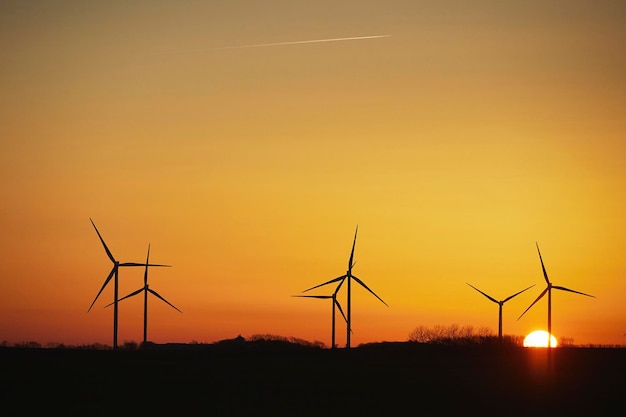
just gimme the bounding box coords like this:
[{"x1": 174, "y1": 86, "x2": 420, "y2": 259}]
[{"x1": 1, "y1": 1, "x2": 625, "y2": 348}]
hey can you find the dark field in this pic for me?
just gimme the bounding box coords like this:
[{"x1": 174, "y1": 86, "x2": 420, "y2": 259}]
[{"x1": 1, "y1": 342, "x2": 624, "y2": 416}]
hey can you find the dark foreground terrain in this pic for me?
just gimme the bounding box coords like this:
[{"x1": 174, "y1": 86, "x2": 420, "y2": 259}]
[{"x1": 1, "y1": 341, "x2": 624, "y2": 416}]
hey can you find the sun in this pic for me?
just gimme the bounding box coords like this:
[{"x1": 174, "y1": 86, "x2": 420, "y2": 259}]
[{"x1": 523, "y1": 330, "x2": 558, "y2": 347}]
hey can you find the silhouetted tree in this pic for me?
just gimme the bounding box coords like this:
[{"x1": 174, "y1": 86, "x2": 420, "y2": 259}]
[
  {"x1": 432, "y1": 324, "x2": 447, "y2": 340},
  {"x1": 121, "y1": 341, "x2": 138, "y2": 350},
  {"x1": 408, "y1": 324, "x2": 501, "y2": 345},
  {"x1": 248, "y1": 334, "x2": 325, "y2": 348},
  {"x1": 14, "y1": 341, "x2": 41, "y2": 348}
]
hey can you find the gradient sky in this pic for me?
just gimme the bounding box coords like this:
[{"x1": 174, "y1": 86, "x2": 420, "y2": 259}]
[{"x1": 1, "y1": 0, "x2": 625, "y2": 348}]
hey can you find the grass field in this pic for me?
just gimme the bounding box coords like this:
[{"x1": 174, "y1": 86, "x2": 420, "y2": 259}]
[{"x1": 1, "y1": 341, "x2": 623, "y2": 416}]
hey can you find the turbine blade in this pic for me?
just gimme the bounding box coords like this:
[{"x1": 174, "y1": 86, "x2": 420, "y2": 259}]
[
  {"x1": 292, "y1": 295, "x2": 332, "y2": 299},
  {"x1": 104, "y1": 288, "x2": 144, "y2": 308},
  {"x1": 144, "y1": 244, "x2": 150, "y2": 286},
  {"x1": 148, "y1": 288, "x2": 182, "y2": 313},
  {"x1": 334, "y1": 298, "x2": 348, "y2": 324},
  {"x1": 90, "y1": 218, "x2": 115, "y2": 263},
  {"x1": 119, "y1": 262, "x2": 172, "y2": 267},
  {"x1": 351, "y1": 275, "x2": 388, "y2": 307},
  {"x1": 88, "y1": 267, "x2": 115, "y2": 312},
  {"x1": 552, "y1": 285, "x2": 595, "y2": 298},
  {"x1": 348, "y1": 226, "x2": 358, "y2": 269},
  {"x1": 536, "y1": 242, "x2": 550, "y2": 285},
  {"x1": 333, "y1": 276, "x2": 346, "y2": 295},
  {"x1": 466, "y1": 283, "x2": 498, "y2": 304},
  {"x1": 333, "y1": 298, "x2": 353, "y2": 333},
  {"x1": 502, "y1": 284, "x2": 536, "y2": 303},
  {"x1": 302, "y1": 275, "x2": 347, "y2": 293},
  {"x1": 517, "y1": 286, "x2": 548, "y2": 320}
]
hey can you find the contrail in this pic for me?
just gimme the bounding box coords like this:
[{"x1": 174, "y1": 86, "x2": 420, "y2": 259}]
[
  {"x1": 217, "y1": 35, "x2": 391, "y2": 50},
  {"x1": 144, "y1": 35, "x2": 391, "y2": 58}
]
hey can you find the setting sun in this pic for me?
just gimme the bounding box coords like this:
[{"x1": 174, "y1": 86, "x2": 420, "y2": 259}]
[{"x1": 523, "y1": 330, "x2": 558, "y2": 348}]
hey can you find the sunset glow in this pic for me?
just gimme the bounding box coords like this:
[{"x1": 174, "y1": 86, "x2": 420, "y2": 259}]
[
  {"x1": 524, "y1": 330, "x2": 558, "y2": 348},
  {"x1": 1, "y1": 1, "x2": 625, "y2": 349}
]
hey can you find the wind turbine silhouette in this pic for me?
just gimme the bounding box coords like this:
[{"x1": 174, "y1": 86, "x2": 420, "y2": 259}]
[
  {"x1": 301, "y1": 226, "x2": 388, "y2": 349},
  {"x1": 518, "y1": 242, "x2": 595, "y2": 347},
  {"x1": 293, "y1": 278, "x2": 350, "y2": 349},
  {"x1": 466, "y1": 283, "x2": 535, "y2": 340},
  {"x1": 88, "y1": 218, "x2": 170, "y2": 350},
  {"x1": 105, "y1": 243, "x2": 181, "y2": 345}
]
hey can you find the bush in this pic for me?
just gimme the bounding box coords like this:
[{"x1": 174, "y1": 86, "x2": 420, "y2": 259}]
[{"x1": 408, "y1": 324, "x2": 523, "y2": 346}]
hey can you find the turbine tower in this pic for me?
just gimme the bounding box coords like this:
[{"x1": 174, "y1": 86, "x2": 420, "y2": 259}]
[
  {"x1": 88, "y1": 218, "x2": 170, "y2": 350},
  {"x1": 293, "y1": 277, "x2": 349, "y2": 349},
  {"x1": 301, "y1": 226, "x2": 388, "y2": 349},
  {"x1": 466, "y1": 283, "x2": 535, "y2": 340},
  {"x1": 518, "y1": 242, "x2": 595, "y2": 347},
  {"x1": 105, "y1": 243, "x2": 181, "y2": 345}
]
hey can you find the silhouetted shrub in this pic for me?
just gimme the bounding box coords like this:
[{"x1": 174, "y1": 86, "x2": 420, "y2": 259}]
[
  {"x1": 13, "y1": 341, "x2": 42, "y2": 348},
  {"x1": 248, "y1": 334, "x2": 325, "y2": 349},
  {"x1": 121, "y1": 341, "x2": 139, "y2": 350},
  {"x1": 408, "y1": 323, "x2": 523, "y2": 346},
  {"x1": 77, "y1": 343, "x2": 111, "y2": 350}
]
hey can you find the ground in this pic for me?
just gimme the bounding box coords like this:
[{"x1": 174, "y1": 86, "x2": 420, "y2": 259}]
[{"x1": 1, "y1": 342, "x2": 623, "y2": 416}]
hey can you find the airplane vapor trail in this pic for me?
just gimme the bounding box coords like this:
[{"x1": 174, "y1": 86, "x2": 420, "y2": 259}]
[
  {"x1": 144, "y1": 35, "x2": 391, "y2": 58},
  {"x1": 217, "y1": 35, "x2": 391, "y2": 50}
]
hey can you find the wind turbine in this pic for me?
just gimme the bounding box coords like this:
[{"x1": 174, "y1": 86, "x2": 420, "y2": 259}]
[
  {"x1": 301, "y1": 226, "x2": 388, "y2": 349},
  {"x1": 105, "y1": 243, "x2": 181, "y2": 345},
  {"x1": 466, "y1": 283, "x2": 535, "y2": 340},
  {"x1": 88, "y1": 218, "x2": 170, "y2": 350},
  {"x1": 518, "y1": 242, "x2": 595, "y2": 347},
  {"x1": 293, "y1": 277, "x2": 350, "y2": 349}
]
